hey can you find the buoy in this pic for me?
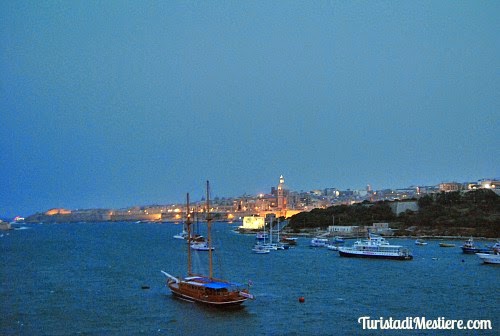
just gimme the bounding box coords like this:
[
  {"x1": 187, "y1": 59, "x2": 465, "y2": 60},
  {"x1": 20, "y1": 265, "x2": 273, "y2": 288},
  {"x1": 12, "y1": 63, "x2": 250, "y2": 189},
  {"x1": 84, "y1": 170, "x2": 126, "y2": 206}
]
[{"x1": 298, "y1": 297, "x2": 305, "y2": 303}]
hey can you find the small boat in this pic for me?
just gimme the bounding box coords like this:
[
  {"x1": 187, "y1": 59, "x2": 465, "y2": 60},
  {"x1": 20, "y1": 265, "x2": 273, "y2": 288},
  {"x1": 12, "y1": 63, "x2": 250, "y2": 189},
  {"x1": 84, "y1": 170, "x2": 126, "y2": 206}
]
[
  {"x1": 191, "y1": 241, "x2": 215, "y2": 251},
  {"x1": 310, "y1": 237, "x2": 329, "y2": 247},
  {"x1": 333, "y1": 236, "x2": 345, "y2": 244},
  {"x1": 488, "y1": 241, "x2": 500, "y2": 251},
  {"x1": 415, "y1": 239, "x2": 428, "y2": 246},
  {"x1": 476, "y1": 252, "x2": 500, "y2": 264},
  {"x1": 262, "y1": 242, "x2": 289, "y2": 250},
  {"x1": 439, "y1": 243, "x2": 456, "y2": 247},
  {"x1": 326, "y1": 237, "x2": 344, "y2": 251},
  {"x1": 173, "y1": 229, "x2": 188, "y2": 240},
  {"x1": 326, "y1": 244, "x2": 339, "y2": 251},
  {"x1": 252, "y1": 244, "x2": 270, "y2": 254},
  {"x1": 191, "y1": 234, "x2": 205, "y2": 242},
  {"x1": 338, "y1": 234, "x2": 413, "y2": 260},
  {"x1": 163, "y1": 182, "x2": 254, "y2": 307},
  {"x1": 461, "y1": 237, "x2": 490, "y2": 254},
  {"x1": 255, "y1": 232, "x2": 269, "y2": 240},
  {"x1": 281, "y1": 236, "x2": 298, "y2": 245}
]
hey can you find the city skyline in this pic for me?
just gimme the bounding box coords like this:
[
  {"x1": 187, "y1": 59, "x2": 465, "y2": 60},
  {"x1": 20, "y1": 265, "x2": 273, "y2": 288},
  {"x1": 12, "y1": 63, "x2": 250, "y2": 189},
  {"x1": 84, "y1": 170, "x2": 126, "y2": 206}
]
[
  {"x1": 2, "y1": 2, "x2": 498, "y2": 218},
  {"x1": 8, "y1": 175, "x2": 499, "y2": 219}
]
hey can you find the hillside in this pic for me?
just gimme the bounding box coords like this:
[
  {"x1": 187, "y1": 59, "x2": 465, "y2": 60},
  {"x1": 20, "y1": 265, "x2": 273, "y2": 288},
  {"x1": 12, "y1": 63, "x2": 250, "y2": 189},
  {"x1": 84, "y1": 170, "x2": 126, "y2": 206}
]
[{"x1": 288, "y1": 189, "x2": 500, "y2": 238}]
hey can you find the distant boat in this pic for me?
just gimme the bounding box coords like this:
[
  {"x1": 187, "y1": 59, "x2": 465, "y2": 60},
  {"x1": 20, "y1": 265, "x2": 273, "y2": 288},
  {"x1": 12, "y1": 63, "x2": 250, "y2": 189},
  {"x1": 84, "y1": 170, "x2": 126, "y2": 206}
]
[
  {"x1": 252, "y1": 244, "x2": 270, "y2": 254},
  {"x1": 173, "y1": 229, "x2": 188, "y2": 240},
  {"x1": 258, "y1": 218, "x2": 289, "y2": 251},
  {"x1": 256, "y1": 232, "x2": 268, "y2": 240},
  {"x1": 415, "y1": 239, "x2": 428, "y2": 246},
  {"x1": 475, "y1": 252, "x2": 500, "y2": 264},
  {"x1": 252, "y1": 227, "x2": 288, "y2": 253},
  {"x1": 461, "y1": 237, "x2": 490, "y2": 254},
  {"x1": 338, "y1": 234, "x2": 413, "y2": 260},
  {"x1": 333, "y1": 236, "x2": 345, "y2": 244},
  {"x1": 280, "y1": 236, "x2": 298, "y2": 245},
  {"x1": 326, "y1": 237, "x2": 344, "y2": 251},
  {"x1": 162, "y1": 182, "x2": 254, "y2": 307},
  {"x1": 310, "y1": 237, "x2": 329, "y2": 247},
  {"x1": 326, "y1": 244, "x2": 339, "y2": 251},
  {"x1": 191, "y1": 241, "x2": 215, "y2": 251},
  {"x1": 488, "y1": 241, "x2": 500, "y2": 251},
  {"x1": 439, "y1": 243, "x2": 456, "y2": 248}
]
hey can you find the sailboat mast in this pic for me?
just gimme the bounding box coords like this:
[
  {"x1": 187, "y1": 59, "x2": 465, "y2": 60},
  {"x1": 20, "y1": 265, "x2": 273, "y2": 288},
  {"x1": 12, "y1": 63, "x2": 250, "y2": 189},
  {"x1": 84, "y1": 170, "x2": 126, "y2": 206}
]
[
  {"x1": 206, "y1": 180, "x2": 213, "y2": 279},
  {"x1": 186, "y1": 193, "x2": 192, "y2": 276}
]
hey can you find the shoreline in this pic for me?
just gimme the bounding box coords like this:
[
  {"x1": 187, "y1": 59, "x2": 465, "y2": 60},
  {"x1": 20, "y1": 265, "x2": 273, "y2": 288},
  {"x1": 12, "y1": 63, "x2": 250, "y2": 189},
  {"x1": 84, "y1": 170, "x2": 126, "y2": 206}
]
[{"x1": 237, "y1": 228, "x2": 499, "y2": 241}]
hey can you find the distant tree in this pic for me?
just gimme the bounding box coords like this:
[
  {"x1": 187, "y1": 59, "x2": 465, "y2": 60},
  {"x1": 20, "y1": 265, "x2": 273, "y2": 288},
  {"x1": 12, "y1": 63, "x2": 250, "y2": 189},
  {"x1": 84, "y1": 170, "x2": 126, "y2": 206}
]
[{"x1": 418, "y1": 195, "x2": 433, "y2": 208}]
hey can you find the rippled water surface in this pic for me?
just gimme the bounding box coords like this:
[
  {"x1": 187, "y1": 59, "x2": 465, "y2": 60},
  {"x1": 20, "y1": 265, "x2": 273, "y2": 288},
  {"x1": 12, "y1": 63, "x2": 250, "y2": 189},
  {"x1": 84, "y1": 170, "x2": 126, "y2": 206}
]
[{"x1": 1, "y1": 222, "x2": 498, "y2": 335}]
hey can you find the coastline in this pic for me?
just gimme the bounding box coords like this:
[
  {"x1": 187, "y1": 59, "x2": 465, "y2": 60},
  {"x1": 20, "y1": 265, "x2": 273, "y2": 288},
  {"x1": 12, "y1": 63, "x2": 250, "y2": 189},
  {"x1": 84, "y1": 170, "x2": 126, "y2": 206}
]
[{"x1": 237, "y1": 228, "x2": 499, "y2": 241}]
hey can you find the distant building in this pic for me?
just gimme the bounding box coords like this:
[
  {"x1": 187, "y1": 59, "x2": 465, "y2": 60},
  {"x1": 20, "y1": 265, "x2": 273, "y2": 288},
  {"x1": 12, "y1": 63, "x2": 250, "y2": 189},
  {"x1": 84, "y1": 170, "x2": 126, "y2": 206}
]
[
  {"x1": 478, "y1": 179, "x2": 500, "y2": 189},
  {"x1": 368, "y1": 223, "x2": 394, "y2": 236},
  {"x1": 439, "y1": 182, "x2": 463, "y2": 192},
  {"x1": 45, "y1": 208, "x2": 72, "y2": 215},
  {"x1": 328, "y1": 225, "x2": 359, "y2": 234},
  {"x1": 240, "y1": 216, "x2": 265, "y2": 230}
]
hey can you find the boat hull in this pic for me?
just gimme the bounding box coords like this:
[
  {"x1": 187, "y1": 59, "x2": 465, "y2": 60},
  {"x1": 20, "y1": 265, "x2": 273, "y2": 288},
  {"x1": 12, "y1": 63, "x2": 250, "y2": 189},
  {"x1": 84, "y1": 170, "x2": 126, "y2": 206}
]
[
  {"x1": 475, "y1": 253, "x2": 500, "y2": 264},
  {"x1": 167, "y1": 280, "x2": 250, "y2": 307},
  {"x1": 462, "y1": 247, "x2": 490, "y2": 254},
  {"x1": 169, "y1": 288, "x2": 248, "y2": 306},
  {"x1": 338, "y1": 250, "x2": 413, "y2": 260}
]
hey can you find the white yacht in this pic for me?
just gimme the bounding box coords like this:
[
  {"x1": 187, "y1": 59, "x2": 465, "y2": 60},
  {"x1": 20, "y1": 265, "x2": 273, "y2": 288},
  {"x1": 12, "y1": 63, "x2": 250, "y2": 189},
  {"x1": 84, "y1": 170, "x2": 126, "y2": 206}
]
[
  {"x1": 476, "y1": 252, "x2": 500, "y2": 264},
  {"x1": 338, "y1": 234, "x2": 413, "y2": 260}
]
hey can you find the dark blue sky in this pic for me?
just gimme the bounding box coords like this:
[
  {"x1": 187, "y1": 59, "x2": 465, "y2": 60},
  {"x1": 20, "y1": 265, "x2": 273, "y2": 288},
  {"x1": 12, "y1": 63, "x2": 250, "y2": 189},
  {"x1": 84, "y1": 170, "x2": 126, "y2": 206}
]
[{"x1": 1, "y1": 1, "x2": 498, "y2": 217}]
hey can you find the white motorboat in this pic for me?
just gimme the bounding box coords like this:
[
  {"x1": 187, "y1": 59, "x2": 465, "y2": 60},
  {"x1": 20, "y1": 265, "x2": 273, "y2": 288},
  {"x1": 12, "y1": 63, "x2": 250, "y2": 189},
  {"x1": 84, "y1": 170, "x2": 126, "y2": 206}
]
[
  {"x1": 476, "y1": 252, "x2": 500, "y2": 264},
  {"x1": 173, "y1": 229, "x2": 188, "y2": 240},
  {"x1": 310, "y1": 237, "x2": 329, "y2": 247},
  {"x1": 252, "y1": 244, "x2": 270, "y2": 254},
  {"x1": 327, "y1": 244, "x2": 339, "y2": 251},
  {"x1": 415, "y1": 239, "x2": 428, "y2": 246},
  {"x1": 191, "y1": 241, "x2": 214, "y2": 251}
]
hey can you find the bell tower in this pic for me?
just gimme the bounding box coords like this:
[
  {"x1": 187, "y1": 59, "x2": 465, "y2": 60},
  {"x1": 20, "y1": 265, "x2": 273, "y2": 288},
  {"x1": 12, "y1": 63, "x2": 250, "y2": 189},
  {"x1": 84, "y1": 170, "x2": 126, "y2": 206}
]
[{"x1": 277, "y1": 175, "x2": 287, "y2": 213}]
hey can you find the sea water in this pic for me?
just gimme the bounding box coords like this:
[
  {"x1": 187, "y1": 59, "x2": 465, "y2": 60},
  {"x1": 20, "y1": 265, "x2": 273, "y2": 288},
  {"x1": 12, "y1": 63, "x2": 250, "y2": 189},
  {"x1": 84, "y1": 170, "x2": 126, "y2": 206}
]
[{"x1": 1, "y1": 222, "x2": 498, "y2": 335}]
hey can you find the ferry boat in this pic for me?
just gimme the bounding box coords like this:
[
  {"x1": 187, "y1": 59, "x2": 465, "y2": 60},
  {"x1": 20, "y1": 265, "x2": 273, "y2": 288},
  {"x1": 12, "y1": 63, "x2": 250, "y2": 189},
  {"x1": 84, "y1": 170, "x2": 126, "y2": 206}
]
[
  {"x1": 338, "y1": 234, "x2": 413, "y2": 260},
  {"x1": 162, "y1": 182, "x2": 254, "y2": 307}
]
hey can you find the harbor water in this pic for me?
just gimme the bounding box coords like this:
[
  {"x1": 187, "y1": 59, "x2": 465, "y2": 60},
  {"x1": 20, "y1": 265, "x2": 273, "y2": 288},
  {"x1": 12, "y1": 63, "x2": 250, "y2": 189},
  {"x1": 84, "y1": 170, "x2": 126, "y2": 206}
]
[{"x1": 1, "y1": 222, "x2": 498, "y2": 335}]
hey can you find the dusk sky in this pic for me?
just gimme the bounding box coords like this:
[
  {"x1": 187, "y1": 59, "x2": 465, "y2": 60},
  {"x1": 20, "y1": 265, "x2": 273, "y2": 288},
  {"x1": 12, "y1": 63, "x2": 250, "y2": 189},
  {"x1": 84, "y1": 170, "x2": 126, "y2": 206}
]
[{"x1": 1, "y1": 1, "x2": 498, "y2": 218}]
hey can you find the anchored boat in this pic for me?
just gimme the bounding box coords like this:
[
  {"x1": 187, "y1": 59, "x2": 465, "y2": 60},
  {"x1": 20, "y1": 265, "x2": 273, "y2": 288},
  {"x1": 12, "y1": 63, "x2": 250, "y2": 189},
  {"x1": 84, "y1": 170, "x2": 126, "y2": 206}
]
[
  {"x1": 338, "y1": 234, "x2": 413, "y2": 260},
  {"x1": 461, "y1": 237, "x2": 491, "y2": 254},
  {"x1": 162, "y1": 181, "x2": 254, "y2": 307}
]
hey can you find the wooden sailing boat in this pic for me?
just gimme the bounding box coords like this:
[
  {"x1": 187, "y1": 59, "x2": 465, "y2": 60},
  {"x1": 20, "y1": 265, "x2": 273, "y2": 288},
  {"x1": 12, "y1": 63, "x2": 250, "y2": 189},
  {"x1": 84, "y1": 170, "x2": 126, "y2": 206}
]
[{"x1": 162, "y1": 181, "x2": 254, "y2": 306}]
